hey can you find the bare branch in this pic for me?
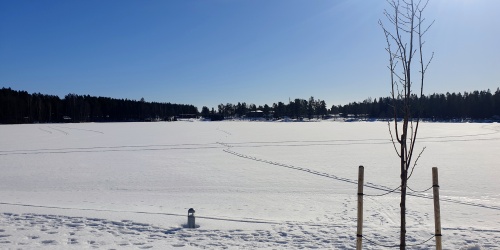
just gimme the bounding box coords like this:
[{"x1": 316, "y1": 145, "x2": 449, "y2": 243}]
[
  {"x1": 388, "y1": 121, "x2": 401, "y2": 157},
  {"x1": 424, "y1": 52, "x2": 434, "y2": 73},
  {"x1": 407, "y1": 146, "x2": 426, "y2": 180}
]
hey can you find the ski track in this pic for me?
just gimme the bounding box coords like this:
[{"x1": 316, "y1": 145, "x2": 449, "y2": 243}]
[
  {"x1": 218, "y1": 141, "x2": 500, "y2": 211},
  {"x1": 38, "y1": 127, "x2": 53, "y2": 134},
  {"x1": 51, "y1": 125, "x2": 105, "y2": 134},
  {"x1": 0, "y1": 144, "x2": 222, "y2": 156},
  {"x1": 47, "y1": 126, "x2": 69, "y2": 135}
]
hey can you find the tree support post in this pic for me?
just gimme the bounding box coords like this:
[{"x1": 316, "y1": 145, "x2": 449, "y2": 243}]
[
  {"x1": 356, "y1": 166, "x2": 364, "y2": 250},
  {"x1": 432, "y1": 167, "x2": 442, "y2": 250}
]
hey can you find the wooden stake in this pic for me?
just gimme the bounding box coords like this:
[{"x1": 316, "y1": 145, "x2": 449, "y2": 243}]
[
  {"x1": 432, "y1": 167, "x2": 442, "y2": 250},
  {"x1": 356, "y1": 166, "x2": 364, "y2": 250}
]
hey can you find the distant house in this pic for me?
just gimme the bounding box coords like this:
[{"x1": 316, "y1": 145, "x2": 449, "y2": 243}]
[{"x1": 246, "y1": 110, "x2": 265, "y2": 119}]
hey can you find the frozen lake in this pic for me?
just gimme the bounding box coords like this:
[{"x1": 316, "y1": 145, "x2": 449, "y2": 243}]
[{"x1": 0, "y1": 121, "x2": 499, "y2": 249}]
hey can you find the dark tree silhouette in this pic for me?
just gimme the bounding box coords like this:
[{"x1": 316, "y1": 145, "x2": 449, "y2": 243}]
[{"x1": 0, "y1": 88, "x2": 197, "y2": 123}]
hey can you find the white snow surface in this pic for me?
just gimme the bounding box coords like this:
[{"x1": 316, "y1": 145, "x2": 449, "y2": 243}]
[{"x1": 0, "y1": 121, "x2": 499, "y2": 249}]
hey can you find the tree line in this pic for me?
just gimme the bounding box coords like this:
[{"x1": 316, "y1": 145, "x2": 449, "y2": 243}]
[
  {"x1": 201, "y1": 96, "x2": 328, "y2": 120},
  {"x1": 336, "y1": 89, "x2": 500, "y2": 120},
  {"x1": 1, "y1": 87, "x2": 500, "y2": 124},
  {"x1": 0, "y1": 87, "x2": 197, "y2": 124}
]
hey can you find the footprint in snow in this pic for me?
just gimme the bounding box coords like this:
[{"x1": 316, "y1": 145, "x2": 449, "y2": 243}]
[{"x1": 41, "y1": 240, "x2": 57, "y2": 245}]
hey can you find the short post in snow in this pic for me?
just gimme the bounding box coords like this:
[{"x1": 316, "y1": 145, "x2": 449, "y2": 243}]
[
  {"x1": 432, "y1": 167, "x2": 442, "y2": 250},
  {"x1": 187, "y1": 208, "x2": 196, "y2": 228},
  {"x1": 356, "y1": 165, "x2": 364, "y2": 250}
]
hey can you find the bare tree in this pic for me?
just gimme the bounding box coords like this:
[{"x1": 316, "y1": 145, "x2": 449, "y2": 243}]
[{"x1": 379, "y1": 0, "x2": 434, "y2": 249}]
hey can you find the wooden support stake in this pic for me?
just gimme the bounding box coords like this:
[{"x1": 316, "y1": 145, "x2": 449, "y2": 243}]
[
  {"x1": 432, "y1": 167, "x2": 442, "y2": 250},
  {"x1": 356, "y1": 165, "x2": 364, "y2": 250}
]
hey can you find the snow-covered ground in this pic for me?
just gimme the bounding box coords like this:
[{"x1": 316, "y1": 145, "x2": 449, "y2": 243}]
[{"x1": 0, "y1": 121, "x2": 499, "y2": 249}]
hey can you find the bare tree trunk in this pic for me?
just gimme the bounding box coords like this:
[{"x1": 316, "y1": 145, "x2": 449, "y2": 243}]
[{"x1": 400, "y1": 136, "x2": 407, "y2": 249}]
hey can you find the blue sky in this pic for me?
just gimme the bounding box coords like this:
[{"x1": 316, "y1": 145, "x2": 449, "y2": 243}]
[{"x1": 1, "y1": 0, "x2": 499, "y2": 110}]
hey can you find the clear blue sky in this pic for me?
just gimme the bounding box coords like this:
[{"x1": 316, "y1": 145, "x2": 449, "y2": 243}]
[{"x1": 1, "y1": 0, "x2": 499, "y2": 110}]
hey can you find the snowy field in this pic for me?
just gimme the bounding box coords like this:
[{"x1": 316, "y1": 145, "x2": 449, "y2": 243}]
[{"x1": 0, "y1": 121, "x2": 499, "y2": 249}]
